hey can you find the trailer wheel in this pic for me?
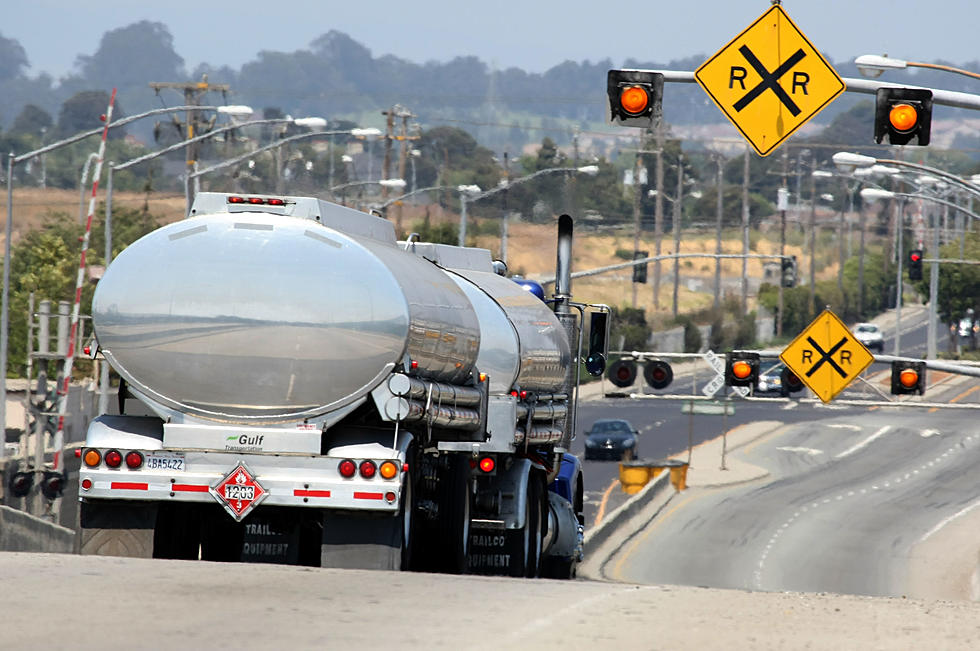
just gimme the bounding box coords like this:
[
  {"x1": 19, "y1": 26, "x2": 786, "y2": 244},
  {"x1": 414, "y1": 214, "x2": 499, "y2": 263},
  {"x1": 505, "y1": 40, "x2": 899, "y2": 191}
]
[
  {"x1": 435, "y1": 455, "x2": 471, "y2": 574},
  {"x1": 510, "y1": 473, "x2": 544, "y2": 578},
  {"x1": 79, "y1": 501, "x2": 156, "y2": 559}
]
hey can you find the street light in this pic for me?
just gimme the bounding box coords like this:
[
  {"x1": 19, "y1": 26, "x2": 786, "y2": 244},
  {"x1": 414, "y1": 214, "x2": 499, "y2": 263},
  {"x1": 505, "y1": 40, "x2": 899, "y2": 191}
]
[
  {"x1": 833, "y1": 152, "x2": 980, "y2": 199},
  {"x1": 329, "y1": 178, "x2": 406, "y2": 207},
  {"x1": 855, "y1": 54, "x2": 980, "y2": 81}
]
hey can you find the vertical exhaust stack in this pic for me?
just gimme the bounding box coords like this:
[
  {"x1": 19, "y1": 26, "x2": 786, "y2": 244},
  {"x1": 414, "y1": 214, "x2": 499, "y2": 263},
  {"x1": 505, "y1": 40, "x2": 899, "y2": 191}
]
[{"x1": 553, "y1": 215, "x2": 577, "y2": 451}]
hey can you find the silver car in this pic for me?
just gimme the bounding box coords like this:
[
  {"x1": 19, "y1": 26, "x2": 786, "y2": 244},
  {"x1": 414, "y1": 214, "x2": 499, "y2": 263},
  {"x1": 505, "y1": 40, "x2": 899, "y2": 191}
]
[{"x1": 854, "y1": 323, "x2": 884, "y2": 352}]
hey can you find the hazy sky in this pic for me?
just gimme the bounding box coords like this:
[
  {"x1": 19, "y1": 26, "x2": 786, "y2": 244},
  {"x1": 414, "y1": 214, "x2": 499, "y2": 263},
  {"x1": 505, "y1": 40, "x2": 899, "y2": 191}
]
[{"x1": 8, "y1": 0, "x2": 980, "y2": 79}]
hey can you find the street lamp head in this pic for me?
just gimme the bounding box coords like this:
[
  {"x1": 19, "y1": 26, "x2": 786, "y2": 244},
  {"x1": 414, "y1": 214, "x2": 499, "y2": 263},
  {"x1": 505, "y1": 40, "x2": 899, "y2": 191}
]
[
  {"x1": 832, "y1": 152, "x2": 876, "y2": 173},
  {"x1": 341, "y1": 155, "x2": 353, "y2": 163},
  {"x1": 293, "y1": 117, "x2": 328, "y2": 129},
  {"x1": 855, "y1": 54, "x2": 908, "y2": 78},
  {"x1": 351, "y1": 127, "x2": 382, "y2": 138},
  {"x1": 869, "y1": 164, "x2": 900, "y2": 176},
  {"x1": 457, "y1": 184, "x2": 482, "y2": 195},
  {"x1": 576, "y1": 164, "x2": 600, "y2": 176},
  {"x1": 218, "y1": 105, "x2": 254, "y2": 118},
  {"x1": 860, "y1": 187, "x2": 895, "y2": 202},
  {"x1": 378, "y1": 178, "x2": 407, "y2": 189},
  {"x1": 811, "y1": 169, "x2": 833, "y2": 179}
]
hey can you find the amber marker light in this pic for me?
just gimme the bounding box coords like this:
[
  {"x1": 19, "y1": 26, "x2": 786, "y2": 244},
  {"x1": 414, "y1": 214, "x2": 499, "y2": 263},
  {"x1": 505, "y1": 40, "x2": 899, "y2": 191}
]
[
  {"x1": 83, "y1": 449, "x2": 102, "y2": 467},
  {"x1": 889, "y1": 103, "x2": 918, "y2": 132},
  {"x1": 620, "y1": 86, "x2": 649, "y2": 115},
  {"x1": 379, "y1": 461, "x2": 399, "y2": 480}
]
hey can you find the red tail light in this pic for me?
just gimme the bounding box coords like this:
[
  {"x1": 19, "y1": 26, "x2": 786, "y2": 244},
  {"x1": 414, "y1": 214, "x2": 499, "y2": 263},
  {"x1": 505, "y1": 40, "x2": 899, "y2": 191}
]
[
  {"x1": 125, "y1": 451, "x2": 144, "y2": 469},
  {"x1": 227, "y1": 196, "x2": 246, "y2": 204},
  {"x1": 478, "y1": 456, "x2": 495, "y2": 473},
  {"x1": 359, "y1": 460, "x2": 377, "y2": 479},
  {"x1": 247, "y1": 197, "x2": 264, "y2": 204},
  {"x1": 338, "y1": 459, "x2": 356, "y2": 478},
  {"x1": 104, "y1": 450, "x2": 123, "y2": 468},
  {"x1": 266, "y1": 198, "x2": 285, "y2": 206}
]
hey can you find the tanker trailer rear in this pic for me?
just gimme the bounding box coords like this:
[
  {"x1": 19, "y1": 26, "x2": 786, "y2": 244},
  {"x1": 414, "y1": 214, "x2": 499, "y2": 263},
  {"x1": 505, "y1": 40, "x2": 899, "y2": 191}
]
[{"x1": 78, "y1": 192, "x2": 607, "y2": 576}]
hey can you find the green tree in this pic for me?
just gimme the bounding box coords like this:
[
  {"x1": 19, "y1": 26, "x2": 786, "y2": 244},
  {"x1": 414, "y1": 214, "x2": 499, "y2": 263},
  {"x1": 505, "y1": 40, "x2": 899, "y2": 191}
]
[
  {"x1": 0, "y1": 33, "x2": 28, "y2": 81},
  {"x1": 11, "y1": 103, "x2": 52, "y2": 137},
  {"x1": 913, "y1": 232, "x2": 980, "y2": 325},
  {"x1": 56, "y1": 90, "x2": 126, "y2": 140}
]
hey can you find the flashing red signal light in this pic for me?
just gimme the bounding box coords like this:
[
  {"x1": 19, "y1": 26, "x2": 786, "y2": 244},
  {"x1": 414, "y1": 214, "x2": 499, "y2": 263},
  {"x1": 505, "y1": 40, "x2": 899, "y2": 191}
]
[
  {"x1": 899, "y1": 368, "x2": 919, "y2": 389},
  {"x1": 607, "y1": 70, "x2": 663, "y2": 128},
  {"x1": 890, "y1": 360, "x2": 926, "y2": 395},
  {"x1": 620, "y1": 86, "x2": 650, "y2": 115},
  {"x1": 725, "y1": 352, "x2": 760, "y2": 388},
  {"x1": 643, "y1": 360, "x2": 673, "y2": 390},
  {"x1": 889, "y1": 104, "x2": 918, "y2": 132},
  {"x1": 607, "y1": 359, "x2": 638, "y2": 388},
  {"x1": 732, "y1": 361, "x2": 752, "y2": 380},
  {"x1": 781, "y1": 367, "x2": 804, "y2": 394},
  {"x1": 908, "y1": 249, "x2": 924, "y2": 281},
  {"x1": 874, "y1": 87, "x2": 932, "y2": 146}
]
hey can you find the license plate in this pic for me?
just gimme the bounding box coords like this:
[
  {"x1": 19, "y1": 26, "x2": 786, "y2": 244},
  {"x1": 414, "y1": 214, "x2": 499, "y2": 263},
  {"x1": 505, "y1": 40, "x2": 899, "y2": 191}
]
[{"x1": 145, "y1": 452, "x2": 185, "y2": 472}]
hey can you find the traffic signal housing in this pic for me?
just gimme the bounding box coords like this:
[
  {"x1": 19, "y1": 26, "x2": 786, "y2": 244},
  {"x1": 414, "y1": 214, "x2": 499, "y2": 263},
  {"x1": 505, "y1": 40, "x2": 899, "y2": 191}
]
[
  {"x1": 908, "y1": 249, "x2": 923, "y2": 281},
  {"x1": 874, "y1": 88, "x2": 932, "y2": 146},
  {"x1": 607, "y1": 359, "x2": 637, "y2": 388},
  {"x1": 643, "y1": 360, "x2": 673, "y2": 390},
  {"x1": 781, "y1": 255, "x2": 798, "y2": 288},
  {"x1": 780, "y1": 367, "x2": 805, "y2": 395},
  {"x1": 584, "y1": 311, "x2": 609, "y2": 377},
  {"x1": 726, "y1": 352, "x2": 760, "y2": 389},
  {"x1": 632, "y1": 251, "x2": 648, "y2": 284},
  {"x1": 607, "y1": 70, "x2": 664, "y2": 128},
  {"x1": 7, "y1": 470, "x2": 33, "y2": 498},
  {"x1": 890, "y1": 360, "x2": 926, "y2": 395}
]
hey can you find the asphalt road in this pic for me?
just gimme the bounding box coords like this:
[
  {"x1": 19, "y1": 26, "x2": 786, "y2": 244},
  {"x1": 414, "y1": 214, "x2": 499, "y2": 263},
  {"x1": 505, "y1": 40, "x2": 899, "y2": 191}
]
[{"x1": 598, "y1": 375, "x2": 980, "y2": 599}]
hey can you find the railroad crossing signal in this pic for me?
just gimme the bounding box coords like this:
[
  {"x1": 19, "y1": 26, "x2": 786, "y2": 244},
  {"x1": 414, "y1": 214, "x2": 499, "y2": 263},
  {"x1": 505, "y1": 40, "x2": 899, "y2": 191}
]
[
  {"x1": 874, "y1": 88, "x2": 933, "y2": 146},
  {"x1": 607, "y1": 70, "x2": 664, "y2": 128},
  {"x1": 908, "y1": 249, "x2": 924, "y2": 281},
  {"x1": 725, "y1": 351, "x2": 760, "y2": 389},
  {"x1": 779, "y1": 309, "x2": 874, "y2": 403},
  {"x1": 694, "y1": 4, "x2": 845, "y2": 156},
  {"x1": 643, "y1": 360, "x2": 673, "y2": 390}
]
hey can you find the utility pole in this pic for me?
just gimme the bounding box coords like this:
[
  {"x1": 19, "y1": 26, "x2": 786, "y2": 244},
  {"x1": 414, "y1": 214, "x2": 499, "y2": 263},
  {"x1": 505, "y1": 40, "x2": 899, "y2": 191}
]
[
  {"x1": 809, "y1": 168, "x2": 817, "y2": 319},
  {"x1": 777, "y1": 150, "x2": 789, "y2": 337},
  {"x1": 149, "y1": 75, "x2": 229, "y2": 212},
  {"x1": 631, "y1": 145, "x2": 643, "y2": 309},
  {"x1": 653, "y1": 120, "x2": 665, "y2": 310},
  {"x1": 741, "y1": 146, "x2": 750, "y2": 313},
  {"x1": 714, "y1": 154, "x2": 724, "y2": 309},
  {"x1": 381, "y1": 107, "x2": 395, "y2": 199},
  {"x1": 672, "y1": 156, "x2": 684, "y2": 319},
  {"x1": 393, "y1": 108, "x2": 417, "y2": 236}
]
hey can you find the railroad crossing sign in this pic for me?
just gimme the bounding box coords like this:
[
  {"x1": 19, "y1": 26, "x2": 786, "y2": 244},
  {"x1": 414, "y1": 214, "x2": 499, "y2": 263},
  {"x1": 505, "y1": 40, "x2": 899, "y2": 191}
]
[
  {"x1": 779, "y1": 310, "x2": 874, "y2": 403},
  {"x1": 694, "y1": 4, "x2": 845, "y2": 156}
]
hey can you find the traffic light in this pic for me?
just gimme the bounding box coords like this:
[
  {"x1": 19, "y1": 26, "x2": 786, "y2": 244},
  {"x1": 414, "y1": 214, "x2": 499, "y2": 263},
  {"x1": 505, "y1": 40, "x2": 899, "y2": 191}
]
[
  {"x1": 874, "y1": 88, "x2": 933, "y2": 146},
  {"x1": 607, "y1": 70, "x2": 664, "y2": 128},
  {"x1": 607, "y1": 359, "x2": 637, "y2": 388},
  {"x1": 890, "y1": 360, "x2": 926, "y2": 395},
  {"x1": 780, "y1": 367, "x2": 804, "y2": 394},
  {"x1": 908, "y1": 249, "x2": 923, "y2": 281},
  {"x1": 585, "y1": 311, "x2": 609, "y2": 377},
  {"x1": 725, "y1": 352, "x2": 760, "y2": 388},
  {"x1": 643, "y1": 360, "x2": 673, "y2": 390},
  {"x1": 632, "y1": 251, "x2": 648, "y2": 284},
  {"x1": 7, "y1": 470, "x2": 33, "y2": 498},
  {"x1": 40, "y1": 471, "x2": 67, "y2": 500},
  {"x1": 781, "y1": 255, "x2": 797, "y2": 288}
]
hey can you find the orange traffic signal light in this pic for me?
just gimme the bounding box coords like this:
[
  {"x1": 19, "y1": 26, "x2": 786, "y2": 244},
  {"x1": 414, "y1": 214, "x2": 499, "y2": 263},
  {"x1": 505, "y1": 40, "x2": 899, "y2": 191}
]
[
  {"x1": 607, "y1": 70, "x2": 663, "y2": 128},
  {"x1": 890, "y1": 360, "x2": 926, "y2": 395},
  {"x1": 725, "y1": 351, "x2": 760, "y2": 388},
  {"x1": 874, "y1": 88, "x2": 932, "y2": 146}
]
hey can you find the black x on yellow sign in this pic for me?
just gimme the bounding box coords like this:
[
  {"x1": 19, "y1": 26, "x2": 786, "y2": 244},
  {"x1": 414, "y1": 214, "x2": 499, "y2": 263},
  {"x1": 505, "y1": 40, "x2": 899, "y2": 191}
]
[
  {"x1": 780, "y1": 310, "x2": 874, "y2": 403},
  {"x1": 695, "y1": 5, "x2": 845, "y2": 156}
]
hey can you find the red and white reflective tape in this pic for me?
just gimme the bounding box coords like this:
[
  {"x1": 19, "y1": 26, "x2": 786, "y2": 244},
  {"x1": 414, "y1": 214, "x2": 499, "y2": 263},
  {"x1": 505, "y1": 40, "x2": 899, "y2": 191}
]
[{"x1": 52, "y1": 88, "x2": 116, "y2": 471}]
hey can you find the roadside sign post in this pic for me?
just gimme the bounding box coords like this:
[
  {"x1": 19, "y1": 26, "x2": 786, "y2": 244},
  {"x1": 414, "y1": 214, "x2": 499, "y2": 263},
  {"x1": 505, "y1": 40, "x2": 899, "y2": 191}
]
[
  {"x1": 694, "y1": 4, "x2": 845, "y2": 156},
  {"x1": 779, "y1": 309, "x2": 875, "y2": 403}
]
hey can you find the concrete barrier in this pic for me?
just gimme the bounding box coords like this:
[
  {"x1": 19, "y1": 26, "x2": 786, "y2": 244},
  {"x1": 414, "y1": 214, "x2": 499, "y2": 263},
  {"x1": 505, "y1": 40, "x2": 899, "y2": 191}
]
[
  {"x1": 583, "y1": 470, "x2": 672, "y2": 560},
  {"x1": 0, "y1": 505, "x2": 74, "y2": 553}
]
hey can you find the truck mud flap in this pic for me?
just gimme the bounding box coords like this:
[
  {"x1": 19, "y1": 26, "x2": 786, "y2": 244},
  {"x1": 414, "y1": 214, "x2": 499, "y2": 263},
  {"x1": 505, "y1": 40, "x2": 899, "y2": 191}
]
[
  {"x1": 321, "y1": 512, "x2": 402, "y2": 571},
  {"x1": 79, "y1": 500, "x2": 157, "y2": 559}
]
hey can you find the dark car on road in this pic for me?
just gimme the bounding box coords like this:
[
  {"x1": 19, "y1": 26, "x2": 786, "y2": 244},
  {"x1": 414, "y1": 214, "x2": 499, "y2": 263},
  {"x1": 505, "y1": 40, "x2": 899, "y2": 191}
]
[{"x1": 584, "y1": 418, "x2": 638, "y2": 461}]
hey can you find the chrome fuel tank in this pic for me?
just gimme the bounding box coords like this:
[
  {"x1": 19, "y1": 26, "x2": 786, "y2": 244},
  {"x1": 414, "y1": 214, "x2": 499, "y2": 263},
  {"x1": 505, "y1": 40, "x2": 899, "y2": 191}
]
[{"x1": 94, "y1": 210, "x2": 480, "y2": 423}]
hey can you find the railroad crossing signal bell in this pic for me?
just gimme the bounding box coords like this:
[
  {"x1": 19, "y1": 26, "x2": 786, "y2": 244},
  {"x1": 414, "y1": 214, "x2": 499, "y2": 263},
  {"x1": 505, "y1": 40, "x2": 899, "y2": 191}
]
[
  {"x1": 874, "y1": 88, "x2": 932, "y2": 146},
  {"x1": 890, "y1": 360, "x2": 926, "y2": 395},
  {"x1": 607, "y1": 70, "x2": 664, "y2": 128},
  {"x1": 726, "y1": 351, "x2": 760, "y2": 389},
  {"x1": 907, "y1": 249, "x2": 923, "y2": 281}
]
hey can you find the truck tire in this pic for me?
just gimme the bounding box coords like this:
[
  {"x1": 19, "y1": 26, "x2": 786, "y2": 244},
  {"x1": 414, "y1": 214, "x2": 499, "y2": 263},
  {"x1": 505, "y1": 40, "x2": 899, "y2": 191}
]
[
  {"x1": 435, "y1": 455, "x2": 471, "y2": 574},
  {"x1": 79, "y1": 501, "x2": 156, "y2": 559},
  {"x1": 510, "y1": 473, "x2": 544, "y2": 578}
]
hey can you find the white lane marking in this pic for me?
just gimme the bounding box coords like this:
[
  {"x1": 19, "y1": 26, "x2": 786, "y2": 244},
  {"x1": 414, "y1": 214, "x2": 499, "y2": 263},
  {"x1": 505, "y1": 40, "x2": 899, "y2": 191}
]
[
  {"x1": 776, "y1": 447, "x2": 824, "y2": 456},
  {"x1": 835, "y1": 425, "x2": 892, "y2": 459},
  {"x1": 828, "y1": 424, "x2": 862, "y2": 432},
  {"x1": 921, "y1": 429, "x2": 941, "y2": 438},
  {"x1": 782, "y1": 401, "x2": 799, "y2": 410},
  {"x1": 919, "y1": 498, "x2": 980, "y2": 543}
]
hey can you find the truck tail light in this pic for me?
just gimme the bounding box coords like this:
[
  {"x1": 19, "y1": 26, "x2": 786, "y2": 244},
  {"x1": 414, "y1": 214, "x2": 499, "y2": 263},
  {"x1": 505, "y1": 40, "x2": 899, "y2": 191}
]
[
  {"x1": 338, "y1": 459, "x2": 356, "y2": 478},
  {"x1": 104, "y1": 450, "x2": 122, "y2": 468},
  {"x1": 478, "y1": 456, "x2": 495, "y2": 473},
  {"x1": 359, "y1": 460, "x2": 377, "y2": 479},
  {"x1": 83, "y1": 449, "x2": 102, "y2": 467},
  {"x1": 125, "y1": 451, "x2": 144, "y2": 469},
  {"x1": 379, "y1": 461, "x2": 398, "y2": 480}
]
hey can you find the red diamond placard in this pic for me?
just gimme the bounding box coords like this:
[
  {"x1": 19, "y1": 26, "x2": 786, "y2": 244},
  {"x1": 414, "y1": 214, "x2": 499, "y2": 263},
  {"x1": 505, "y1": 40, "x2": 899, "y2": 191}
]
[{"x1": 210, "y1": 462, "x2": 268, "y2": 521}]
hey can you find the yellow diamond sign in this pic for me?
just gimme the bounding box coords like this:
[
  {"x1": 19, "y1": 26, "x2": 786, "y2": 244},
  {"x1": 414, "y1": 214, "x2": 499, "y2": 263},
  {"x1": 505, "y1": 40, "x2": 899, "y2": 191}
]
[
  {"x1": 780, "y1": 310, "x2": 874, "y2": 403},
  {"x1": 694, "y1": 5, "x2": 845, "y2": 156}
]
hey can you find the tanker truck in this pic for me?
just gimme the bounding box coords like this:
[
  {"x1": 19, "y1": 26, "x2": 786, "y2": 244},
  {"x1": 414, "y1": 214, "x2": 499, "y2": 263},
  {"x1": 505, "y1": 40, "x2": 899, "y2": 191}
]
[{"x1": 77, "y1": 192, "x2": 608, "y2": 577}]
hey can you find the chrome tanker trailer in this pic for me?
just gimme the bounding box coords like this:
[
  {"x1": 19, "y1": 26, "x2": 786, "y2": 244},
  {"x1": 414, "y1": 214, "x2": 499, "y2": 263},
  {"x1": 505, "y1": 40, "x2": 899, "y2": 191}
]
[{"x1": 78, "y1": 192, "x2": 607, "y2": 577}]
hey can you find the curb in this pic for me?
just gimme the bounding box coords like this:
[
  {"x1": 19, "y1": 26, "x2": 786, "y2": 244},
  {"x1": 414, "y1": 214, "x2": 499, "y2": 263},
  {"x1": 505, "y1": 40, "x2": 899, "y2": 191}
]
[{"x1": 583, "y1": 470, "x2": 671, "y2": 561}]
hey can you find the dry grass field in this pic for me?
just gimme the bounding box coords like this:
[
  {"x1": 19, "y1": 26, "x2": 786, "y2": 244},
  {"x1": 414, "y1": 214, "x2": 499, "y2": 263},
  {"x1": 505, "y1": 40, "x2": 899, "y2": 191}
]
[{"x1": 2, "y1": 188, "x2": 827, "y2": 328}]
